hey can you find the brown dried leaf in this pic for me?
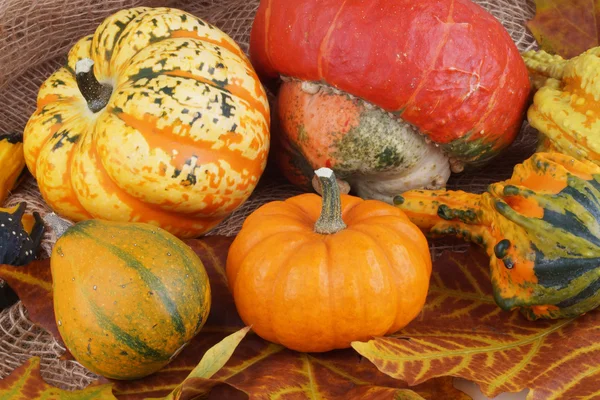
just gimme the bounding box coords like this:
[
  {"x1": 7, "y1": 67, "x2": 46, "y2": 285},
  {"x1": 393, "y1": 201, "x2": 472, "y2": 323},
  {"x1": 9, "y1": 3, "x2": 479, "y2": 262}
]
[
  {"x1": 0, "y1": 357, "x2": 115, "y2": 399},
  {"x1": 0, "y1": 259, "x2": 63, "y2": 346},
  {"x1": 527, "y1": 0, "x2": 600, "y2": 58},
  {"x1": 352, "y1": 247, "x2": 600, "y2": 400}
]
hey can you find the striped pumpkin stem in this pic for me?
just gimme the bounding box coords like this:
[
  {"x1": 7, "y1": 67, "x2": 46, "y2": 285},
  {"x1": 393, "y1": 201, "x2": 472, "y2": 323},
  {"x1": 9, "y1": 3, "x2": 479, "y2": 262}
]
[
  {"x1": 75, "y1": 58, "x2": 112, "y2": 113},
  {"x1": 314, "y1": 168, "x2": 347, "y2": 235}
]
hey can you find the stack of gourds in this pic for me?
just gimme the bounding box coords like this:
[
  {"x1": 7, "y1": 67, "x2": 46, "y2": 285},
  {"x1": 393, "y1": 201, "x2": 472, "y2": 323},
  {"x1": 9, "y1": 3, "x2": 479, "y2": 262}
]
[{"x1": 2, "y1": 0, "x2": 599, "y2": 381}]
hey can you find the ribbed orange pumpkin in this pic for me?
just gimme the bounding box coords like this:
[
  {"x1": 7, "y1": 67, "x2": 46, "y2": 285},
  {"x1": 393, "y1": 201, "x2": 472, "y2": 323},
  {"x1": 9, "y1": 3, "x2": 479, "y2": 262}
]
[
  {"x1": 226, "y1": 168, "x2": 432, "y2": 352},
  {"x1": 23, "y1": 7, "x2": 270, "y2": 238}
]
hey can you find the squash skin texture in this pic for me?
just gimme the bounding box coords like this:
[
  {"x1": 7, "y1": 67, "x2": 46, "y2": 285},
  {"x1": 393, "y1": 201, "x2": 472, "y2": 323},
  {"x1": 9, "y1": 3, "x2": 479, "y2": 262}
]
[
  {"x1": 395, "y1": 152, "x2": 600, "y2": 320},
  {"x1": 226, "y1": 191, "x2": 432, "y2": 353},
  {"x1": 51, "y1": 219, "x2": 211, "y2": 380},
  {"x1": 275, "y1": 80, "x2": 451, "y2": 202},
  {"x1": 250, "y1": 0, "x2": 530, "y2": 163},
  {"x1": 24, "y1": 7, "x2": 270, "y2": 238},
  {"x1": 524, "y1": 47, "x2": 600, "y2": 165}
]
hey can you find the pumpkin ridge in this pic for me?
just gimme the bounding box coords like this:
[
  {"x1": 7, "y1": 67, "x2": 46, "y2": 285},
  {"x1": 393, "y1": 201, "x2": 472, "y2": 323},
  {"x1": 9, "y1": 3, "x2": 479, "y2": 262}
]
[
  {"x1": 345, "y1": 223, "x2": 424, "y2": 331},
  {"x1": 340, "y1": 198, "x2": 370, "y2": 224},
  {"x1": 269, "y1": 239, "x2": 314, "y2": 344},
  {"x1": 160, "y1": 67, "x2": 269, "y2": 117},
  {"x1": 65, "y1": 128, "x2": 92, "y2": 219},
  {"x1": 283, "y1": 194, "x2": 325, "y2": 220},
  {"x1": 400, "y1": 0, "x2": 455, "y2": 116},
  {"x1": 107, "y1": 9, "x2": 168, "y2": 72},
  {"x1": 112, "y1": 111, "x2": 262, "y2": 181},
  {"x1": 317, "y1": 0, "x2": 349, "y2": 79},
  {"x1": 92, "y1": 8, "x2": 146, "y2": 68},
  {"x1": 37, "y1": 120, "x2": 93, "y2": 220},
  {"x1": 27, "y1": 102, "x2": 74, "y2": 176},
  {"x1": 128, "y1": 66, "x2": 233, "y2": 97},
  {"x1": 171, "y1": 30, "x2": 246, "y2": 60},
  {"x1": 83, "y1": 139, "x2": 224, "y2": 226},
  {"x1": 322, "y1": 239, "x2": 337, "y2": 349},
  {"x1": 469, "y1": 51, "x2": 511, "y2": 140},
  {"x1": 354, "y1": 220, "x2": 431, "y2": 275},
  {"x1": 262, "y1": 0, "x2": 274, "y2": 73},
  {"x1": 343, "y1": 204, "x2": 399, "y2": 226},
  {"x1": 66, "y1": 223, "x2": 187, "y2": 336},
  {"x1": 353, "y1": 228, "x2": 398, "y2": 334}
]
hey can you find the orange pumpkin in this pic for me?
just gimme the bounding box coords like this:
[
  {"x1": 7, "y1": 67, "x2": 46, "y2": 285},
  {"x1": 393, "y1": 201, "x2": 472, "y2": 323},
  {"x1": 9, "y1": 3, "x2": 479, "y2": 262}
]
[{"x1": 226, "y1": 167, "x2": 432, "y2": 352}]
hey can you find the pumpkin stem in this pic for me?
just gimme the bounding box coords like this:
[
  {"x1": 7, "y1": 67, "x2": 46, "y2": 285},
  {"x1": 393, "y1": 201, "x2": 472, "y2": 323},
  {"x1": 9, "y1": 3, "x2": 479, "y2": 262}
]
[
  {"x1": 75, "y1": 58, "x2": 112, "y2": 113},
  {"x1": 314, "y1": 168, "x2": 347, "y2": 234}
]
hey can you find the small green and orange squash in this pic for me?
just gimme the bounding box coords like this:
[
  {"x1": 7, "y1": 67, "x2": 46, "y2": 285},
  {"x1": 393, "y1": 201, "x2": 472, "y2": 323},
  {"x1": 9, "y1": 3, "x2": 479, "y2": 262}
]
[
  {"x1": 523, "y1": 47, "x2": 600, "y2": 164},
  {"x1": 51, "y1": 219, "x2": 211, "y2": 380},
  {"x1": 226, "y1": 168, "x2": 432, "y2": 353},
  {"x1": 24, "y1": 7, "x2": 270, "y2": 238},
  {"x1": 395, "y1": 152, "x2": 600, "y2": 320}
]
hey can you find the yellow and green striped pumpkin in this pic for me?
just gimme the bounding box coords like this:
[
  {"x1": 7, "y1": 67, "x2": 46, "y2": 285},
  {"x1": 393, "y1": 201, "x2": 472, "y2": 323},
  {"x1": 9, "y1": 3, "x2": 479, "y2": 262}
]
[
  {"x1": 24, "y1": 7, "x2": 270, "y2": 238},
  {"x1": 51, "y1": 219, "x2": 211, "y2": 380}
]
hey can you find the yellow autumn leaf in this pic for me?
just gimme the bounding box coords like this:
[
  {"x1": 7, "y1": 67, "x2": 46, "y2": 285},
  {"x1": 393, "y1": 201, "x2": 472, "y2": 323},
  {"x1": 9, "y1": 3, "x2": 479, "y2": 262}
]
[{"x1": 353, "y1": 247, "x2": 600, "y2": 400}]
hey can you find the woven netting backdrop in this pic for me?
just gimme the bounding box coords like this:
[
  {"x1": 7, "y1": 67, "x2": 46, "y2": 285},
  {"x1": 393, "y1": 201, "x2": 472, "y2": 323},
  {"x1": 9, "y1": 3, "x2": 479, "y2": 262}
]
[{"x1": 0, "y1": 0, "x2": 538, "y2": 390}]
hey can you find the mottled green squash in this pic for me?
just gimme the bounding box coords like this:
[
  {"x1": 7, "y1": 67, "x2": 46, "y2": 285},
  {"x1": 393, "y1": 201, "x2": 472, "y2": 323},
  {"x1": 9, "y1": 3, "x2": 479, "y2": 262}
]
[
  {"x1": 51, "y1": 220, "x2": 211, "y2": 380},
  {"x1": 395, "y1": 152, "x2": 600, "y2": 320}
]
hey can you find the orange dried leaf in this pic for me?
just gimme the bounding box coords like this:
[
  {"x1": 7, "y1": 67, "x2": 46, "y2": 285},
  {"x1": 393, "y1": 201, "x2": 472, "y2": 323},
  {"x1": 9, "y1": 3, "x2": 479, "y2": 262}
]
[
  {"x1": 352, "y1": 247, "x2": 600, "y2": 399},
  {"x1": 0, "y1": 357, "x2": 115, "y2": 399},
  {"x1": 527, "y1": 0, "x2": 600, "y2": 58}
]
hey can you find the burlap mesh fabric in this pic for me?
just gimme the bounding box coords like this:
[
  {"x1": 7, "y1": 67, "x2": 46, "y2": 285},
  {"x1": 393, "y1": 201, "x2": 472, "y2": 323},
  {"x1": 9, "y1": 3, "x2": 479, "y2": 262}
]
[{"x1": 0, "y1": 0, "x2": 538, "y2": 389}]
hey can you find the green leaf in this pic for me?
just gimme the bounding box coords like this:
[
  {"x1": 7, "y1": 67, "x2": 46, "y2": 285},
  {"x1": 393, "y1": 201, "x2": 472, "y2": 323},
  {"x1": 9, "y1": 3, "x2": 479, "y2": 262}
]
[
  {"x1": 352, "y1": 247, "x2": 600, "y2": 399},
  {"x1": 155, "y1": 326, "x2": 251, "y2": 400}
]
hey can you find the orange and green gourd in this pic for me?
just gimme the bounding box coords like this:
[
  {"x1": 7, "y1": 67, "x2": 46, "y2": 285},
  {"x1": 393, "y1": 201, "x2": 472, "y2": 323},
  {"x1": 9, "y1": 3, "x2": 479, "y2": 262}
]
[
  {"x1": 523, "y1": 47, "x2": 600, "y2": 164},
  {"x1": 394, "y1": 152, "x2": 600, "y2": 320},
  {"x1": 227, "y1": 167, "x2": 432, "y2": 353},
  {"x1": 23, "y1": 7, "x2": 270, "y2": 238},
  {"x1": 51, "y1": 219, "x2": 211, "y2": 380}
]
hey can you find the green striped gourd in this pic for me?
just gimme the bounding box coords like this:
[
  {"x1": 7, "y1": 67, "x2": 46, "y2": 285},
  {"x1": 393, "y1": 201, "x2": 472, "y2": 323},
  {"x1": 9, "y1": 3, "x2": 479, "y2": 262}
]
[
  {"x1": 394, "y1": 152, "x2": 600, "y2": 319},
  {"x1": 51, "y1": 219, "x2": 210, "y2": 379}
]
